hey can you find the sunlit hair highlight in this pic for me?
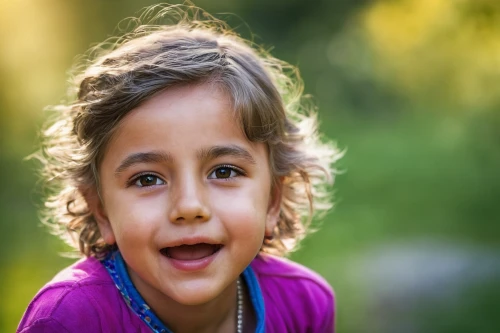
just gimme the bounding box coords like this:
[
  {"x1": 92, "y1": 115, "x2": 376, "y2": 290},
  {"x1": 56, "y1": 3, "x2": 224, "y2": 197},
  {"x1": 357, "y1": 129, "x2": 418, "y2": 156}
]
[{"x1": 36, "y1": 4, "x2": 342, "y2": 258}]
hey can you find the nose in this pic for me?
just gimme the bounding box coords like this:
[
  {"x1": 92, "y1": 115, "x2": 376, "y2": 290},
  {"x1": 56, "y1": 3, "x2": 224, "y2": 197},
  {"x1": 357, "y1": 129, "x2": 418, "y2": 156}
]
[{"x1": 168, "y1": 175, "x2": 211, "y2": 223}]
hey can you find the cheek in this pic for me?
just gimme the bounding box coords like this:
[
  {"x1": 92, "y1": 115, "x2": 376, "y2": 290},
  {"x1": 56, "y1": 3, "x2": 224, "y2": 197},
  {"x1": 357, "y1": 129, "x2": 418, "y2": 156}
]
[
  {"x1": 212, "y1": 188, "x2": 269, "y2": 232},
  {"x1": 105, "y1": 192, "x2": 167, "y2": 237},
  {"x1": 214, "y1": 182, "x2": 269, "y2": 207}
]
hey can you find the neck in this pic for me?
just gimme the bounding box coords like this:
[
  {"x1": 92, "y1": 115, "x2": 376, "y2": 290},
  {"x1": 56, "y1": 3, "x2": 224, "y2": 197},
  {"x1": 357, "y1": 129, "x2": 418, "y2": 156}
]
[
  {"x1": 130, "y1": 272, "x2": 239, "y2": 333},
  {"x1": 161, "y1": 300, "x2": 237, "y2": 333}
]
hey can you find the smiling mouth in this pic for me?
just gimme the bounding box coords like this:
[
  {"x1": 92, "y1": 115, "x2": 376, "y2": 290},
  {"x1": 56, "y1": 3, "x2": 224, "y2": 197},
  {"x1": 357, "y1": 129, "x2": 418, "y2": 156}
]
[{"x1": 160, "y1": 243, "x2": 222, "y2": 261}]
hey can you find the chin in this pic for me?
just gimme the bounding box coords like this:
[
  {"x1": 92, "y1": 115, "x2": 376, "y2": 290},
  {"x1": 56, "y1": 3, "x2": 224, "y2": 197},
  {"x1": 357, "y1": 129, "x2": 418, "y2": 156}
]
[{"x1": 171, "y1": 287, "x2": 222, "y2": 306}]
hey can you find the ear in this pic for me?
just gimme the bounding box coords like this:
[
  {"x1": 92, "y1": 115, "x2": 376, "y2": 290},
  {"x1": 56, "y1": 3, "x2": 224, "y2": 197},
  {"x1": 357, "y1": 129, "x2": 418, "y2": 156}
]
[
  {"x1": 265, "y1": 179, "x2": 282, "y2": 237},
  {"x1": 82, "y1": 186, "x2": 116, "y2": 245}
]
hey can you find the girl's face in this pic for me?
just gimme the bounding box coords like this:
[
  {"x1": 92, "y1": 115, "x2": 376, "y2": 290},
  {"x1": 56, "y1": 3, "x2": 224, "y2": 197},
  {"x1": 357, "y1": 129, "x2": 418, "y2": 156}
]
[{"x1": 91, "y1": 83, "x2": 280, "y2": 306}]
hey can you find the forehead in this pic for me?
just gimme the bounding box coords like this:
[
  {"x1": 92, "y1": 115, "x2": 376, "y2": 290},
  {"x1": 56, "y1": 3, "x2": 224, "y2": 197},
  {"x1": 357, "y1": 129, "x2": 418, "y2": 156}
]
[{"x1": 102, "y1": 83, "x2": 268, "y2": 166}]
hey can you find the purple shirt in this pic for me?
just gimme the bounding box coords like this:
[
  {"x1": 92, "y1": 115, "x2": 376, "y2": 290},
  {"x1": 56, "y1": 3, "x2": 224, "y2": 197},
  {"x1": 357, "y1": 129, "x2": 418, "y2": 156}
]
[{"x1": 18, "y1": 254, "x2": 335, "y2": 332}]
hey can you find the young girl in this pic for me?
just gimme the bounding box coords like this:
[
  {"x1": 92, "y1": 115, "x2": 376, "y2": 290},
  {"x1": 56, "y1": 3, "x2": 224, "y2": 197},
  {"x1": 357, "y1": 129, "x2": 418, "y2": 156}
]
[{"x1": 18, "y1": 4, "x2": 340, "y2": 333}]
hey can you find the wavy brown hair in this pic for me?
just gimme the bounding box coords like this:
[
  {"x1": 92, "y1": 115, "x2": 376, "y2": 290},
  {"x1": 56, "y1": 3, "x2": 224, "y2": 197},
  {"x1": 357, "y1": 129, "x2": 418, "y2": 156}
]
[{"x1": 36, "y1": 4, "x2": 342, "y2": 258}]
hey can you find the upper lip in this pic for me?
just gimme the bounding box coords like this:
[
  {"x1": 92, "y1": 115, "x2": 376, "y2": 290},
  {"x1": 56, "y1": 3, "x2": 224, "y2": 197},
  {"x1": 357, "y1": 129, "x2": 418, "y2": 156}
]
[{"x1": 160, "y1": 236, "x2": 222, "y2": 248}]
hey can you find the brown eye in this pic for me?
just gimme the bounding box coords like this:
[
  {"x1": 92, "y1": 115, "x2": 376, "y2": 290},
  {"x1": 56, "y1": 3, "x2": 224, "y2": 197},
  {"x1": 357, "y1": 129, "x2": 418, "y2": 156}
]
[
  {"x1": 208, "y1": 166, "x2": 242, "y2": 180},
  {"x1": 215, "y1": 167, "x2": 231, "y2": 179},
  {"x1": 135, "y1": 175, "x2": 165, "y2": 187}
]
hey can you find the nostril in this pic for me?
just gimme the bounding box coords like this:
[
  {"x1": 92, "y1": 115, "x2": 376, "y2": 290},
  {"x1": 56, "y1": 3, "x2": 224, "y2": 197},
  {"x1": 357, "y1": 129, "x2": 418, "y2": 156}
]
[
  {"x1": 170, "y1": 205, "x2": 211, "y2": 223},
  {"x1": 173, "y1": 215, "x2": 206, "y2": 223}
]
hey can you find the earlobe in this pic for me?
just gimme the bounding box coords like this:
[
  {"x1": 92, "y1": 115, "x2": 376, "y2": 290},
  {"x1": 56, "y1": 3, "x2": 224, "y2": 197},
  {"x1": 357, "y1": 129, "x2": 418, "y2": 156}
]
[{"x1": 82, "y1": 186, "x2": 116, "y2": 245}]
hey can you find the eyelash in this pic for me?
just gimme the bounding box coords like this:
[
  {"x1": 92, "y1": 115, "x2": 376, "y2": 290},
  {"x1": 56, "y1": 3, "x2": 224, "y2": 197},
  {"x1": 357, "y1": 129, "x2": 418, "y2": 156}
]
[
  {"x1": 208, "y1": 164, "x2": 246, "y2": 180},
  {"x1": 127, "y1": 172, "x2": 165, "y2": 188},
  {"x1": 127, "y1": 165, "x2": 245, "y2": 188}
]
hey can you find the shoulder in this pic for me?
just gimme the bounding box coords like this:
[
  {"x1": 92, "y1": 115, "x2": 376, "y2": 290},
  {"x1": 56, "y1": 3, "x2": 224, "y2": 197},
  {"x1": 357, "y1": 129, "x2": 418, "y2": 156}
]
[
  {"x1": 251, "y1": 253, "x2": 334, "y2": 301},
  {"x1": 251, "y1": 254, "x2": 335, "y2": 332},
  {"x1": 17, "y1": 257, "x2": 138, "y2": 332}
]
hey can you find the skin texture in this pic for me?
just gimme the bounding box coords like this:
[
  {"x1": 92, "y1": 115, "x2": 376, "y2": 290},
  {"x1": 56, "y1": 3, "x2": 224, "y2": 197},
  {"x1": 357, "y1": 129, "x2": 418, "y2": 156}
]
[{"x1": 86, "y1": 83, "x2": 280, "y2": 332}]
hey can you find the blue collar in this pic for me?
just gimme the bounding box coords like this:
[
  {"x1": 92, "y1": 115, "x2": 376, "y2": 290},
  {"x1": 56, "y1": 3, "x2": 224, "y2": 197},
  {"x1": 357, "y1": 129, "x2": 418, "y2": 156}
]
[{"x1": 102, "y1": 251, "x2": 265, "y2": 333}]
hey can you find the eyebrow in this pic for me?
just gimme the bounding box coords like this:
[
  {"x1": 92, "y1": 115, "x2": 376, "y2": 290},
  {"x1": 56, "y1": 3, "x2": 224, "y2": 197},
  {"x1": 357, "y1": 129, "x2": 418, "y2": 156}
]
[
  {"x1": 114, "y1": 144, "x2": 256, "y2": 176},
  {"x1": 114, "y1": 151, "x2": 173, "y2": 175},
  {"x1": 197, "y1": 145, "x2": 257, "y2": 165}
]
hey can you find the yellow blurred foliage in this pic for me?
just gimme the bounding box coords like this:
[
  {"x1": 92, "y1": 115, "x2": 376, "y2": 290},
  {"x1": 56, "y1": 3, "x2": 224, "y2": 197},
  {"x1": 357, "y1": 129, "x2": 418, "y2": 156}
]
[
  {"x1": 362, "y1": 0, "x2": 500, "y2": 109},
  {"x1": 1, "y1": 257, "x2": 52, "y2": 330},
  {"x1": 0, "y1": 0, "x2": 77, "y2": 153}
]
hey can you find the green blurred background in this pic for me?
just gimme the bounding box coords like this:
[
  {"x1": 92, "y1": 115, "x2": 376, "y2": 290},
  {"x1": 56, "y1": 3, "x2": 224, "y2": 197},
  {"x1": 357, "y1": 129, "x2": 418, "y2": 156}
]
[{"x1": 1, "y1": 0, "x2": 499, "y2": 332}]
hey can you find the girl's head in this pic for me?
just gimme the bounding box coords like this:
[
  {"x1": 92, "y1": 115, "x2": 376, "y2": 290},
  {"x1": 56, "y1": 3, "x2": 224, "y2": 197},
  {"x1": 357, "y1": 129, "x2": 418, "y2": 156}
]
[{"x1": 40, "y1": 5, "x2": 340, "y2": 259}]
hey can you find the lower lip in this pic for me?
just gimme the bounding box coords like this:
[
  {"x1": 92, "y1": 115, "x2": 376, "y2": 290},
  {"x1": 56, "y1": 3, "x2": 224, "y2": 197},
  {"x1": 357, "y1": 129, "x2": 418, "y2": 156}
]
[{"x1": 163, "y1": 249, "x2": 220, "y2": 272}]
